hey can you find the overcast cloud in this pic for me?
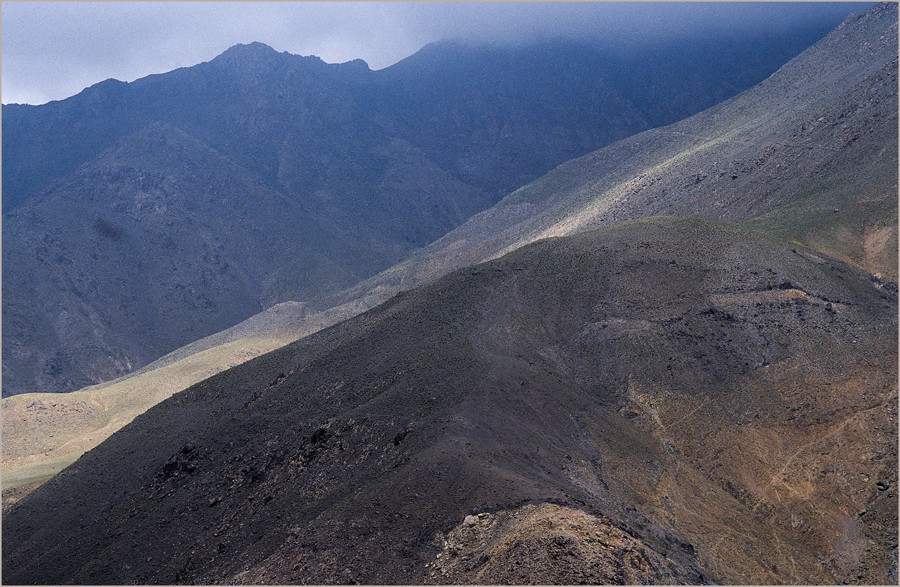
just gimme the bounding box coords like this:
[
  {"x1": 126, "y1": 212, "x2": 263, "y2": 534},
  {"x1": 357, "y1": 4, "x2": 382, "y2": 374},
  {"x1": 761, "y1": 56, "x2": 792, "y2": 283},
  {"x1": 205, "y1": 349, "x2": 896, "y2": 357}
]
[{"x1": 1, "y1": 2, "x2": 870, "y2": 105}]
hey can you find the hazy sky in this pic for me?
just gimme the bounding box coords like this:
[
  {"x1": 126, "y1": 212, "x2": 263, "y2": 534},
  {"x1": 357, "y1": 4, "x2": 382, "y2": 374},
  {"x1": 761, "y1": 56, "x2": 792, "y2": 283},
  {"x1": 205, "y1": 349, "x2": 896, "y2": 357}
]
[{"x1": 2, "y1": 2, "x2": 871, "y2": 105}]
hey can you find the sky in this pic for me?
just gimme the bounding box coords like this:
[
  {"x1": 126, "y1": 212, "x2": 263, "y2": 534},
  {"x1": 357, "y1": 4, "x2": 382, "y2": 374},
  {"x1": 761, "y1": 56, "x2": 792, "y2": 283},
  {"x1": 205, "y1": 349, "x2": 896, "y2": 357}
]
[{"x1": 1, "y1": 2, "x2": 872, "y2": 106}]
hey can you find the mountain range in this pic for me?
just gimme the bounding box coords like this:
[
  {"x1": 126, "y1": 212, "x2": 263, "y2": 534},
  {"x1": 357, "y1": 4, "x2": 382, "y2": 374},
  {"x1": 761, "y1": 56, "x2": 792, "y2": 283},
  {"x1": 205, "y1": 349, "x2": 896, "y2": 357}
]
[
  {"x1": 2, "y1": 18, "x2": 849, "y2": 396},
  {"x1": 309, "y1": 0, "x2": 898, "y2": 324},
  {"x1": 4, "y1": 216, "x2": 896, "y2": 583},
  {"x1": 2, "y1": 3, "x2": 897, "y2": 585}
]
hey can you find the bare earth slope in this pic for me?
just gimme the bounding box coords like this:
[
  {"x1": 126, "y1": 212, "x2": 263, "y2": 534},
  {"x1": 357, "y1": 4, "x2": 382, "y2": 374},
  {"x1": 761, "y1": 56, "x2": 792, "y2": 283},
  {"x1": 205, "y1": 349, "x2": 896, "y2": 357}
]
[
  {"x1": 311, "y1": 2, "x2": 898, "y2": 327},
  {"x1": 4, "y1": 3, "x2": 896, "y2": 503},
  {"x1": 3, "y1": 217, "x2": 896, "y2": 584},
  {"x1": 1, "y1": 302, "x2": 325, "y2": 502}
]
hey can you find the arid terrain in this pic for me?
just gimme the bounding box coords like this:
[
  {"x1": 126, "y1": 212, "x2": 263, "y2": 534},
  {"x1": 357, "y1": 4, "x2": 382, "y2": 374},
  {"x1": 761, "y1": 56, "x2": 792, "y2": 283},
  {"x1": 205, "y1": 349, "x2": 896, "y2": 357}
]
[
  {"x1": 4, "y1": 217, "x2": 897, "y2": 584},
  {"x1": 3, "y1": 23, "x2": 833, "y2": 397},
  {"x1": 2, "y1": 3, "x2": 897, "y2": 585}
]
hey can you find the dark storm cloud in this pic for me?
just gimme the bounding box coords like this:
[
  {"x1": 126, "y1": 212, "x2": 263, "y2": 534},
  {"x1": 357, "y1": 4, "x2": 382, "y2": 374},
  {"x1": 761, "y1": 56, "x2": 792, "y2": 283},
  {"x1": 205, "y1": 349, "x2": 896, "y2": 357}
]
[{"x1": 1, "y1": 2, "x2": 871, "y2": 105}]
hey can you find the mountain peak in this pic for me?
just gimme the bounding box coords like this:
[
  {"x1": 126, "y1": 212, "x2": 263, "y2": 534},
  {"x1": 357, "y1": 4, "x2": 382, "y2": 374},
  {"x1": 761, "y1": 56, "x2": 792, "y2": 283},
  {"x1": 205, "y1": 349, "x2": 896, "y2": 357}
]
[
  {"x1": 210, "y1": 42, "x2": 288, "y2": 68},
  {"x1": 220, "y1": 41, "x2": 279, "y2": 57},
  {"x1": 209, "y1": 41, "x2": 329, "y2": 73},
  {"x1": 86, "y1": 77, "x2": 128, "y2": 90}
]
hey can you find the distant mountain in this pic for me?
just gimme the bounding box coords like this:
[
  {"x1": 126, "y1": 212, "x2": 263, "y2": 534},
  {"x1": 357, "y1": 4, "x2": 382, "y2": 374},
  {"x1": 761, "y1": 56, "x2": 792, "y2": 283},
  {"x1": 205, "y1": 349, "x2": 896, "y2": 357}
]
[
  {"x1": 4, "y1": 217, "x2": 895, "y2": 584},
  {"x1": 2, "y1": 16, "x2": 850, "y2": 396},
  {"x1": 307, "y1": 1, "x2": 898, "y2": 326},
  {"x1": 355, "y1": 27, "x2": 846, "y2": 198},
  {"x1": 3, "y1": 20, "x2": 845, "y2": 213},
  {"x1": 2, "y1": 118, "x2": 490, "y2": 395}
]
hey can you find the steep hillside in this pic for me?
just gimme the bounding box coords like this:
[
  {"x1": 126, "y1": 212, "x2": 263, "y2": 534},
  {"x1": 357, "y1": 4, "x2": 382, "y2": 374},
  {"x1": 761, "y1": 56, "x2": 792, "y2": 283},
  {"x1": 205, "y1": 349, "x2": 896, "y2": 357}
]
[
  {"x1": 1, "y1": 302, "x2": 313, "y2": 506},
  {"x1": 4, "y1": 218, "x2": 896, "y2": 584},
  {"x1": 2, "y1": 17, "x2": 852, "y2": 396},
  {"x1": 5, "y1": 3, "x2": 895, "y2": 490},
  {"x1": 358, "y1": 28, "x2": 842, "y2": 198},
  {"x1": 308, "y1": 2, "x2": 898, "y2": 329},
  {"x1": 3, "y1": 120, "x2": 489, "y2": 396}
]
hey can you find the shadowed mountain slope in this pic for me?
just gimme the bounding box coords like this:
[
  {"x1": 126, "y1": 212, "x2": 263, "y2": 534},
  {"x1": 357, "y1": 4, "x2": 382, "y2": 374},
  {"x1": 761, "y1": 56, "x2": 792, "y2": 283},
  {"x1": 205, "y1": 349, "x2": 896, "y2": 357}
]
[
  {"x1": 357, "y1": 26, "x2": 846, "y2": 199},
  {"x1": 2, "y1": 15, "x2": 856, "y2": 396},
  {"x1": 3, "y1": 18, "x2": 847, "y2": 214},
  {"x1": 0, "y1": 302, "x2": 312, "y2": 505},
  {"x1": 4, "y1": 3, "x2": 895, "y2": 493},
  {"x1": 308, "y1": 3, "x2": 898, "y2": 331},
  {"x1": 3, "y1": 217, "x2": 896, "y2": 584},
  {"x1": 3, "y1": 121, "x2": 488, "y2": 396}
]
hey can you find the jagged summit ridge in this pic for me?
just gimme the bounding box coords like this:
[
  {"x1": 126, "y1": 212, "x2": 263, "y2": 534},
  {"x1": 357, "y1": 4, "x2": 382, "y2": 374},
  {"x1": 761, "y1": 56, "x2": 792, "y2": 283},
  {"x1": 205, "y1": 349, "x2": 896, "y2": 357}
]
[{"x1": 209, "y1": 41, "x2": 331, "y2": 69}]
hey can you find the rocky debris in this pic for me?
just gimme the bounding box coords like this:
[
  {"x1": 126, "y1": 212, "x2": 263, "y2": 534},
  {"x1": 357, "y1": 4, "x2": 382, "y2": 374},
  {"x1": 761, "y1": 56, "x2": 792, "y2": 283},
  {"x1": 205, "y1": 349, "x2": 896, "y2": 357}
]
[
  {"x1": 426, "y1": 503, "x2": 704, "y2": 584},
  {"x1": 159, "y1": 443, "x2": 200, "y2": 480}
]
